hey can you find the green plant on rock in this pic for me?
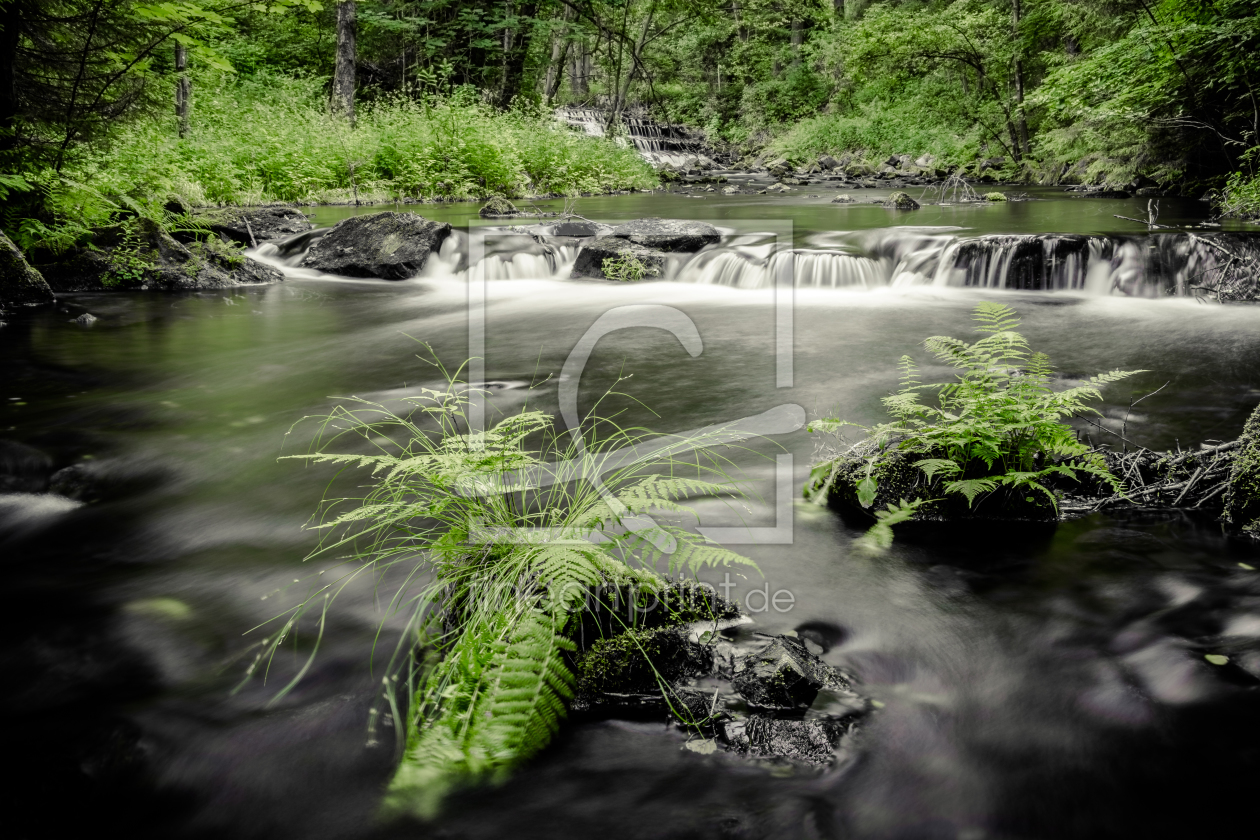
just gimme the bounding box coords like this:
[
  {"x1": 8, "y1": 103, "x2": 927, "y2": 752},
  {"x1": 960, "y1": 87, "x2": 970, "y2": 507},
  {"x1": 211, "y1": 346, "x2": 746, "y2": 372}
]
[
  {"x1": 602, "y1": 253, "x2": 661, "y2": 282},
  {"x1": 271, "y1": 358, "x2": 756, "y2": 819},
  {"x1": 806, "y1": 302, "x2": 1143, "y2": 525}
]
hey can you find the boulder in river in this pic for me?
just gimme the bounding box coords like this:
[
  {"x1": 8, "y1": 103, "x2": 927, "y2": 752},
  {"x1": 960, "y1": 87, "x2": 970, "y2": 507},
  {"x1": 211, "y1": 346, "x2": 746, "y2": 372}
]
[
  {"x1": 723, "y1": 717, "x2": 855, "y2": 766},
  {"x1": 731, "y1": 635, "x2": 853, "y2": 708},
  {"x1": 35, "y1": 219, "x2": 283, "y2": 292},
  {"x1": 884, "y1": 191, "x2": 921, "y2": 210},
  {"x1": 818, "y1": 155, "x2": 841, "y2": 170},
  {"x1": 571, "y1": 237, "x2": 668, "y2": 280},
  {"x1": 605, "y1": 218, "x2": 720, "y2": 252},
  {"x1": 300, "y1": 211, "x2": 452, "y2": 279},
  {"x1": 192, "y1": 206, "x2": 312, "y2": 247},
  {"x1": 1224, "y1": 405, "x2": 1260, "y2": 538},
  {"x1": 0, "y1": 439, "x2": 54, "y2": 493},
  {"x1": 0, "y1": 232, "x2": 55, "y2": 306},
  {"x1": 478, "y1": 196, "x2": 520, "y2": 218}
]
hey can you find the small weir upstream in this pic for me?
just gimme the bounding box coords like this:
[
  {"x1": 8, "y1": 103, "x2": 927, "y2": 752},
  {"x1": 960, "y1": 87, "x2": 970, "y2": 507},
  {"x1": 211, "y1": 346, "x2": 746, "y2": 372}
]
[{"x1": 4, "y1": 188, "x2": 1260, "y2": 840}]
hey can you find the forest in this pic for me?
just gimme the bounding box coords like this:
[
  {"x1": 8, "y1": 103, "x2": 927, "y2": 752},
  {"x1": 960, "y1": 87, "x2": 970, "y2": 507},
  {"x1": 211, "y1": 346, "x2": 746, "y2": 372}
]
[{"x1": 2, "y1": 0, "x2": 1259, "y2": 253}]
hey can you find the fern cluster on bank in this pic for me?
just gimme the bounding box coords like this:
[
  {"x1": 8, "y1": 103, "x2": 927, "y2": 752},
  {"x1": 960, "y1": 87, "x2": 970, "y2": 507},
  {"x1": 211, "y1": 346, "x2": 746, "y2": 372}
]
[
  {"x1": 272, "y1": 360, "x2": 755, "y2": 818},
  {"x1": 807, "y1": 303, "x2": 1142, "y2": 536}
]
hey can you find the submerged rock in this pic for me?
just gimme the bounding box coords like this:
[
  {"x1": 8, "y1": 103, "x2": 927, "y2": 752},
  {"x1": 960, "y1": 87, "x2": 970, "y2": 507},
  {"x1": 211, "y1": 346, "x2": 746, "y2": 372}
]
[
  {"x1": 0, "y1": 232, "x2": 55, "y2": 306},
  {"x1": 36, "y1": 219, "x2": 283, "y2": 291},
  {"x1": 731, "y1": 635, "x2": 854, "y2": 708},
  {"x1": 300, "y1": 211, "x2": 452, "y2": 279},
  {"x1": 884, "y1": 191, "x2": 921, "y2": 210},
  {"x1": 193, "y1": 206, "x2": 312, "y2": 246},
  {"x1": 1224, "y1": 405, "x2": 1260, "y2": 538},
  {"x1": 723, "y1": 717, "x2": 855, "y2": 766},
  {"x1": 0, "y1": 440, "x2": 54, "y2": 493}
]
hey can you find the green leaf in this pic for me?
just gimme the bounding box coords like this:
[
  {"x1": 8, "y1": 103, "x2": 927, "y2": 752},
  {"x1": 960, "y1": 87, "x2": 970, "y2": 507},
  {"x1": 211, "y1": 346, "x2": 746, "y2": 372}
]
[
  {"x1": 1205, "y1": 654, "x2": 1229, "y2": 666},
  {"x1": 856, "y1": 476, "x2": 878, "y2": 508}
]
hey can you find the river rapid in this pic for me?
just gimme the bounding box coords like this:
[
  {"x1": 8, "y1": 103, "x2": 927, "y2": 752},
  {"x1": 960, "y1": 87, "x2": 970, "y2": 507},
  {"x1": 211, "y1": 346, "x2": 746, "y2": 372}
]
[{"x1": 4, "y1": 190, "x2": 1260, "y2": 840}]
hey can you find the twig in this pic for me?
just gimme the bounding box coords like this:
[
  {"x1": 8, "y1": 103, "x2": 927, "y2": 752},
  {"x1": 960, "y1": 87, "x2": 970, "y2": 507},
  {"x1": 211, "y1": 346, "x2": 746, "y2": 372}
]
[{"x1": 244, "y1": 218, "x2": 258, "y2": 248}]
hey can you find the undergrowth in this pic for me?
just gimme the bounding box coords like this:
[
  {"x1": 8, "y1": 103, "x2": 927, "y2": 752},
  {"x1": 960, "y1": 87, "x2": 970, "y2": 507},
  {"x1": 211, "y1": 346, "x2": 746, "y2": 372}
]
[
  {"x1": 806, "y1": 303, "x2": 1142, "y2": 539},
  {"x1": 269, "y1": 357, "x2": 756, "y2": 818}
]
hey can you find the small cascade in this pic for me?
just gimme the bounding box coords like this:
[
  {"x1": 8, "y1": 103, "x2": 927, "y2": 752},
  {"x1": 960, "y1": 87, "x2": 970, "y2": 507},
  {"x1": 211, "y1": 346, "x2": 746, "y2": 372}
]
[
  {"x1": 254, "y1": 221, "x2": 1260, "y2": 299},
  {"x1": 553, "y1": 106, "x2": 716, "y2": 168}
]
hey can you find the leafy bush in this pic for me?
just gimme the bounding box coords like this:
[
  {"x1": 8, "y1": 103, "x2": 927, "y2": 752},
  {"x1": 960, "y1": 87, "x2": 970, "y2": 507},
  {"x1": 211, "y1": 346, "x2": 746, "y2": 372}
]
[
  {"x1": 807, "y1": 302, "x2": 1142, "y2": 517},
  {"x1": 601, "y1": 253, "x2": 661, "y2": 282},
  {"x1": 274, "y1": 361, "x2": 755, "y2": 817}
]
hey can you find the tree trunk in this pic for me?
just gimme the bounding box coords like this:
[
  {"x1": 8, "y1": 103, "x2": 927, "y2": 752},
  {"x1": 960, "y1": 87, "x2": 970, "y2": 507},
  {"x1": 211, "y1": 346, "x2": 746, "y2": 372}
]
[
  {"x1": 174, "y1": 43, "x2": 190, "y2": 138},
  {"x1": 791, "y1": 19, "x2": 804, "y2": 66},
  {"x1": 833, "y1": 0, "x2": 844, "y2": 18},
  {"x1": 1011, "y1": 0, "x2": 1029, "y2": 157},
  {"x1": 332, "y1": 0, "x2": 356, "y2": 125},
  {"x1": 0, "y1": 0, "x2": 22, "y2": 153},
  {"x1": 732, "y1": 1, "x2": 747, "y2": 42},
  {"x1": 497, "y1": 1, "x2": 538, "y2": 108},
  {"x1": 544, "y1": 8, "x2": 573, "y2": 103}
]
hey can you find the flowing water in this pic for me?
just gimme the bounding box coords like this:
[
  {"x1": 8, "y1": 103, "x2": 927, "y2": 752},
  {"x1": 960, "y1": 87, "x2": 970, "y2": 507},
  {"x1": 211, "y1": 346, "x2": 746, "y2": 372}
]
[{"x1": 4, "y1": 191, "x2": 1260, "y2": 840}]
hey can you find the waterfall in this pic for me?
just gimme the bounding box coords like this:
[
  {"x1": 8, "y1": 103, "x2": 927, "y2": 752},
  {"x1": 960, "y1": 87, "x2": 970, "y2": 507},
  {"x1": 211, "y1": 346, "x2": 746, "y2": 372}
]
[
  {"x1": 254, "y1": 223, "x2": 1260, "y2": 298},
  {"x1": 553, "y1": 106, "x2": 717, "y2": 168}
]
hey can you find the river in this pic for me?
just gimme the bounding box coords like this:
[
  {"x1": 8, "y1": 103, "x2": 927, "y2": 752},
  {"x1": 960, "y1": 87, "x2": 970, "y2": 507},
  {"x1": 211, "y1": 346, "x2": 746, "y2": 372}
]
[{"x1": 3, "y1": 190, "x2": 1259, "y2": 840}]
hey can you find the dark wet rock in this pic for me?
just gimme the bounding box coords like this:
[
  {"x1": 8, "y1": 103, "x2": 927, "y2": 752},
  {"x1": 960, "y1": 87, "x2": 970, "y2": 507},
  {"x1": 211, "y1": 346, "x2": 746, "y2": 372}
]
[
  {"x1": 731, "y1": 635, "x2": 853, "y2": 708},
  {"x1": 884, "y1": 191, "x2": 921, "y2": 210},
  {"x1": 478, "y1": 196, "x2": 520, "y2": 218},
  {"x1": 818, "y1": 155, "x2": 840, "y2": 170},
  {"x1": 300, "y1": 211, "x2": 451, "y2": 279},
  {"x1": 1223, "y1": 404, "x2": 1260, "y2": 538},
  {"x1": 0, "y1": 440, "x2": 53, "y2": 493},
  {"x1": 36, "y1": 219, "x2": 283, "y2": 291},
  {"x1": 571, "y1": 237, "x2": 668, "y2": 280},
  {"x1": 193, "y1": 206, "x2": 312, "y2": 246},
  {"x1": 48, "y1": 459, "x2": 167, "y2": 504},
  {"x1": 0, "y1": 231, "x2": 55, "y2": 306},
  {"x1": 766, "y1": 158, "x2": 791, "y2": 177},
  {"x1": 605, "y1": 218, "x2": 720, "y2": 252},
  {"x1": 73, "y1": 313, "x2": 98, "y2": 325},
  {"x1": 722, "y1": 717, "x2": 854, "y2": 766}
]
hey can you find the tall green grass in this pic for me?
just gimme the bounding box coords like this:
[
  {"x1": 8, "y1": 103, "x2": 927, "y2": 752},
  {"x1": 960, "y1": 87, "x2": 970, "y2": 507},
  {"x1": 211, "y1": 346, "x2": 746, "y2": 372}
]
[{"x1": 71, "y1": 73, "x2": 655, "y2": 209}]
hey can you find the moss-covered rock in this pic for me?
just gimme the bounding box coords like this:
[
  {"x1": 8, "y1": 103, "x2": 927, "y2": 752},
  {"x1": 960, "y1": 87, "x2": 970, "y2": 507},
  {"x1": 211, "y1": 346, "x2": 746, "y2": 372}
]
[
  {"x1": 1224, "y1": 404, "x2": 1260, "y2": 537},
  {"x1": 34, "y1": 219, "x2": 282, "y2": 291},
  {"x1": 575, "y1": 625, "x2": 711, "y2": 695},
  {"x1": 884, "y1": 191, "x2": 921, "y2": 210},
  {"x1": 192, "y1": 206, "x2": 312, "y2": 246},
  {"x1": 478, "y1": 196, "x2": 520, "y2": 218},
  {"x1": 808, "y1": 437, "x2": 1057, "y2": 526},
  {"x1": 0, "y1": 231, "x2": 55, "y2": 305},
  {"x1": 984, "y1": 192, "x2": 1008, "y2": 202}
]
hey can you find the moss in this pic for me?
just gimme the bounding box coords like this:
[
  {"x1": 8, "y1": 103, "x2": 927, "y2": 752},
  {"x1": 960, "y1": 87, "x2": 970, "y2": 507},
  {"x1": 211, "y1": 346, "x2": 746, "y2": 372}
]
[
  {"x1": 478, "y1": 196, "x2": 519, "y2": 218},
  {"x1": 575, "y1": 625, "x2": 709, "y2": 695},
  {"x1": 1224, "y1": 404, "x2": 1260, "y2": 535},
  {"x1": 984, "y1": 192, "x2": 1008, "y2": 201},
  {"x1": 884, "y1": 191, "x2": 920, "y2": 210}
]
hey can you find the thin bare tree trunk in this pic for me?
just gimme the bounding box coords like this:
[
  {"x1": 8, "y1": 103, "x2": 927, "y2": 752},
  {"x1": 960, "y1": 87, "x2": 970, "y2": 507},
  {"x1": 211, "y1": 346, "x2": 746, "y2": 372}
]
[
  {"x1": 0, "y1": 0, "x2": 23, "y2": 153},
  {"x1": 332, "y1": 0, "x2": 356, "y2": 125},
  {"x1": 174, "y1": 43, "x2": 190, "y2": 138},
  {"x1": 791, "y1": 19, "x2": 804, "y2": 66},
  {"x1": 544, "y1": 6, "x2": 573, "y2": 102},
  {"x1": 1011, "y1": 0, "x2": 1029, "y2": 157}
]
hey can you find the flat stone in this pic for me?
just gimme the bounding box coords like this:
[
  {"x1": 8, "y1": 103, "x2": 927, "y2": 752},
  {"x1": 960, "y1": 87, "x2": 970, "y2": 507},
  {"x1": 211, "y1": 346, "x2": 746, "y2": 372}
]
[
  {"x1": 603, "y1": 218, "x2": 720, "y2": 252},
  {"x1": 571, "y1": 237, "x2": 668, "y2": 280}
]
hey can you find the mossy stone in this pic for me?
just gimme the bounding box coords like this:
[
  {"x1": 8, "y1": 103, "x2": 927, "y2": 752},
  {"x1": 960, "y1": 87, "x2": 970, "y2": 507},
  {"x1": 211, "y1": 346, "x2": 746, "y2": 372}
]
[
  {"x1": 1224, "y1": 404, "x2": 1260, "y2": 536},
  {"x1": 884, "y1": 191, "x2": 920, "y2": 210},
  {"x1": 478, "y1": 196, "x2": 519, "y2": 218},
  {"x1": 984, "y1": 192, "x2": 1008, "y2": 202},
  {"x1": 0, "y1": 231, "x2": 55, "y2": 305}
]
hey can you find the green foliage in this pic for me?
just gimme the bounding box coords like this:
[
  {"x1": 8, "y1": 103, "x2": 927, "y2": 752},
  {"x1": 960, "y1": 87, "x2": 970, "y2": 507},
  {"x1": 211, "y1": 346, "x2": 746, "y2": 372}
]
[
  {"x1": 1220, "y1": 147, "x2": 1260, "y2": 219},
  {"x1": 810, "y1": 303, "x2": 1143, "y2": 521},
  {"x1": 273, "y1": 358, "x2": 757, "y2": 818},
  {"x1": 72, "y1": 73, "x2": 653, "y2": 208},
  {"x1": 601, "y1": 253, "x2": 661, "y2": 282}
]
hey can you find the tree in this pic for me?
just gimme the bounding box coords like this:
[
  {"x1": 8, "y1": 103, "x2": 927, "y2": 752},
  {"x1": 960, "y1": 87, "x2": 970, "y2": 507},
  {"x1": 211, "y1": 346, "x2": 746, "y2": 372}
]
[{"x1": 332, "y1": 0, "x2": 356, "y2": 123}]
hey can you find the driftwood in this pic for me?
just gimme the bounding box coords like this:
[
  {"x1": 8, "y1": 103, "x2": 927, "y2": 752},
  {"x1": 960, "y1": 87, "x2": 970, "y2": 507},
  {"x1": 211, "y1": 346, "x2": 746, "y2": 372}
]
[{"x1": 1078, "y1": 439, "x2": 1240, "y2": 513}]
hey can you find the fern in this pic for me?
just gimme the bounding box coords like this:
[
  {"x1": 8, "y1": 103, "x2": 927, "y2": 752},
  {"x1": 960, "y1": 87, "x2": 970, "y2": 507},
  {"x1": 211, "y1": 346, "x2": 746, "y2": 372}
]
[
  {"x1": 269, "y1": 354, "x2": 759, "y2": 818},
  {"x1": 809, "y1": 303, "x2": 1145, "y2": 540}
]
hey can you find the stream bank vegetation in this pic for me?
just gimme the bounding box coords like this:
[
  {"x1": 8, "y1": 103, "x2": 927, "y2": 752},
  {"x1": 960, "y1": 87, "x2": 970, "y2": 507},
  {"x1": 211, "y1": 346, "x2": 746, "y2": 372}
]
[
  {"x1": 269, "y1": 362, "x2": 763, "y2": 817},
  {"x1": 805, "y1": 302, "x2": 1143, "y2": 545}
]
